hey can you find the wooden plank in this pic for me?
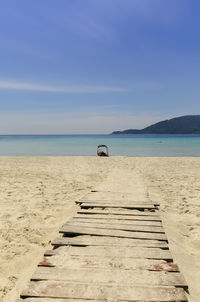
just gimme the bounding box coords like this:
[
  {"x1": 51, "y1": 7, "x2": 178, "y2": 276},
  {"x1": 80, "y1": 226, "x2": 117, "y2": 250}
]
[
  {"x1": 17, "y1": 298, "x2": 187, "y2": 302},
  {"x1": 77, "y1": 199, "x2": 160, "y2": 206},
  {"x1": 44, "y1": 254, "x2": 179, "y2": 272},
  {"x1": 77, "y1": 209, "x2": 159, "y2": 216},
  {"x1": 75, "y1": 213, "x2": 162, "y2": 221},
  {"x1": 87, "y1": 192, "x2": 154, "y2": 200},
  {"x1": 80, "y1": 203, "x2": 157, "y2": 209},
  {"x1": 21, "y1": 281, "x2": 187, "y2": 301},
  {"x1": 17, "y1": 299, "x2": 106, "y2": 302},
  {"x1": 55, "y1": 246, "x2": 172, "y2": 260},
  {"x1": 17, "y1": 299, "x2": 98, "y2": 302},
  {"x1": 64, "y1": 221, "x2": 165, "y2": 233},
  {"x1": 17, "y1": 298, "x2": 186, "y2": 302},
  {"x1": 71, "y1": 217, "x2": 162, "y2": 226},
  {"x1": 60, "y1": 225, "x2": 167, "y2": 241},
  {"x1": 44, "y1": 250, "x2": 57, "y2": 256},
  {"x1": 31, "y1": 267, "x2": 187, "y2": 287},
  {"x1": 52, "y1": 236, "x2": 168, "y2": 248}
]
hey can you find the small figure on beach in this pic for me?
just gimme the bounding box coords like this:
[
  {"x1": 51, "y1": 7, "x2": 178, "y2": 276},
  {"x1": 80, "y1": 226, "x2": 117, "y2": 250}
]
[{"x1": 97, "y1": 145, "x2": 109, "y2": 157}]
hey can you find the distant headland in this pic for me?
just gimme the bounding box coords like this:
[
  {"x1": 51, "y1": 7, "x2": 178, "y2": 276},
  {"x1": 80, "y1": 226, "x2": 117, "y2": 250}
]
[{"x1": 111, "y1": 115, "x2": 200, "y2": 134}]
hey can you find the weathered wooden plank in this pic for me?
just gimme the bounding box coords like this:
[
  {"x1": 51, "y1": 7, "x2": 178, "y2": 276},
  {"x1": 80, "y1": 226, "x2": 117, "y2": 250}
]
[
  {"x1": 19, "y1": 299, "x2": 166, "y2": 302},
  {"x1": 44, "y1": 250, "x2": 57, "y2": 256},
  {"x1": 17, "y1": 299, "x2": 98, "y2": 302},
  {"x1": 90, "y1": 189, "x2": 132, "y2": 192},
  {"x1": 75, "y1": 213, "x2": 161, "y2": 221},
  {"x1": 31, "y1": 267, "x2": 186, "y2": 287},
  {"x1": 44, "y1": 254, "x2": 179, "y2": 272},
  {"x1": 77, "y1": 199, "x2": 160, "y2": 206},
  {"x1": 71, "y1": 217, "x2": 162, "y2": 226},
  {"x1": 17, "y1": 299, "x2": 106, "y2": 302},
  {"x1": 60, "y1": 225, "x2": 167, "y2": 240},
  {"x1": 80, "y1": 202, "x2": 157, "y2": 209},
  {"x1": 77, "y1": 209, "x2": 159, "y2": 216},
  {"x1": 17, "y1": 299, "x2": 185, "y2": 302},
  {"x1": 81, "y1": 192, "x2": 158, "y2": 201},
  {"x1": 21, "y1": 281, "x2": 187, "y2": 301},
  {"x1": 56, "y1": 245, "x2": 172, "y2": 260},
  {"x1": 17, "y1": 299, "x2": 186, "y2": 302},
  {"x1": 52, "y1": 235, "x2": 168, "y2": 248},
  {"x1": 88, "y1": 191, "x2": 152, "y2": 198},
  {"x1": 64, "y1": 221, "x2": 164, "y2": 233}
]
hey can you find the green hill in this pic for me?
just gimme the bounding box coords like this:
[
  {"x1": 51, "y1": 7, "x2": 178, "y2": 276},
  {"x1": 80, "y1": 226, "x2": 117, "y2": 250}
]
[{"x1": 111, "y1": 115, "x2": 200, "y2": 134}]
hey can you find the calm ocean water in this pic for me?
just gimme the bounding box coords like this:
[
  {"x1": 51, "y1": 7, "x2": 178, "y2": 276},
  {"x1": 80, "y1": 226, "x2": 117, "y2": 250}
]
[{"x1": 0, "y1": 134, "x2": 200, "y2": 156}]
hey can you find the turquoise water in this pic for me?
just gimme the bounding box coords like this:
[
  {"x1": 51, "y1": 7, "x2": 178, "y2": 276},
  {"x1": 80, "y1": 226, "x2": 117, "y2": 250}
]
[{"x1": 0, "y1": 134, "x2": 200, "y2": 156}]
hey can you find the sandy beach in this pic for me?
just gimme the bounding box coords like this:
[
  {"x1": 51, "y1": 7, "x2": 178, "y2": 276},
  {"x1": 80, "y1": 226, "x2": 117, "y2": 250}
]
[{"x1": 0, "y1": 157, "x2": 200, "y2": 302}]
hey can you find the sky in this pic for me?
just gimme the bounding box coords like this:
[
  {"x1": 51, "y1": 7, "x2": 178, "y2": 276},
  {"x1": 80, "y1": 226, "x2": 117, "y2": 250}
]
[{"x1": 0, "y1": 0, "x2": 200, "y2": 134}]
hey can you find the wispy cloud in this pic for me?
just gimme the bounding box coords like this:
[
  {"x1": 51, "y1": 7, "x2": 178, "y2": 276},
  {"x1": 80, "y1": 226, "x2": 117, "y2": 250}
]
[
  {"x1": 118, "y1": 0, "x2": 187, "y2": 27},
  {"x1": 0, "y1": 80, "x2": 126, "y2": 93},
  {"x1": 54, "y1": 10, "x2": 114, "y2": 41},
  {"x1": 67, "y1": 14, "x2": 113, "y2": 40}
]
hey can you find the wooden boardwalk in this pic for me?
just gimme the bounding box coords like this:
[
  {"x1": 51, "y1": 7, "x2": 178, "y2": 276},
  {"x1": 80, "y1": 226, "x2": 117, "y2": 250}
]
[{"x1": 18, "y1": 190, "x2": 189, "y2": 301}]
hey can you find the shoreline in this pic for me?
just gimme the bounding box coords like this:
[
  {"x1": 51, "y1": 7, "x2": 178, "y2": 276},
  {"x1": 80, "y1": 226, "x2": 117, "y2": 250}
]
[{"x1": 0, "y1": 157, "x2": 199, "y2": 302}]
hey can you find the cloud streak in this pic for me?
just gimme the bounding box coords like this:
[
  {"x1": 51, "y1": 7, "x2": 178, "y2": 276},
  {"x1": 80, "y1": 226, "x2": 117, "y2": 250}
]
[
  {"x1": 0, "y1": 80, "x2": 126, "y2": 93},
  {"x1": 65, "y1": 14, "x2": 113, "y2": 40}
]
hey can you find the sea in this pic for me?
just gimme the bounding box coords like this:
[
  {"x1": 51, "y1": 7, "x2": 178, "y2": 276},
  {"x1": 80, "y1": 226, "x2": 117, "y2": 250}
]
[{"x1": 0, "y1": 134, "x2": 200, "y2": 156}]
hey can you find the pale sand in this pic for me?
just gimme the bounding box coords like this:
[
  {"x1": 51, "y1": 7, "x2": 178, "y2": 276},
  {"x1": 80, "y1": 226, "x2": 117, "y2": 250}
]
[{"x1": 0, "y1": 157, "x2": 199, "y2": 302}]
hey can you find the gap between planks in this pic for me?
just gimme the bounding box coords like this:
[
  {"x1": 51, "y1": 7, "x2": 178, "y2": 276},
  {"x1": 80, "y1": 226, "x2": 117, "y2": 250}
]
[
  {"x1": 80, "y1": 203, "x2": 158, "y2": 210},
  {"x1": 77, "y1": 209, "x2": 160, "y2": 216}
]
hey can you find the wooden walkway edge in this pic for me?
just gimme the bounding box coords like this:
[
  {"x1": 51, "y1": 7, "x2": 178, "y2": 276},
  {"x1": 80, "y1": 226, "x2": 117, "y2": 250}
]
[{"x1": 17, "y1": 190, "x2": 189, "y2": 301}]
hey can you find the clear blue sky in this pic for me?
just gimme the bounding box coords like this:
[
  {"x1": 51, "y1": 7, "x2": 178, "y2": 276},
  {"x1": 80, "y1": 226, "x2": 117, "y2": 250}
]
[{"x1": 0, "y1": 0, "x2": 200, "y2": 134}]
